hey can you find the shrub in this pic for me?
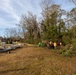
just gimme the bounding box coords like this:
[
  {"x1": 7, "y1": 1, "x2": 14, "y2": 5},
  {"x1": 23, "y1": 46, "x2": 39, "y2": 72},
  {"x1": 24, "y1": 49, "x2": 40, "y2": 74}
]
[
  {"x1": 71, "y1": 39, "x2": 76, "y2": 51},
  {"x1": 37, "y1": 42, "x2": 46, "y2": 47},
  {"x1": 60, "y1": 44, "x2": 73, "y2": 56},
  {"x1": 62, "y1": 36, "x2": 71, "y2": 45},
  {"x1": 59, "y1": 49, "x2": 66, "y2": 54},
  {"x1": 62, "y1": 50, "x2": 73, "y2": 56}
]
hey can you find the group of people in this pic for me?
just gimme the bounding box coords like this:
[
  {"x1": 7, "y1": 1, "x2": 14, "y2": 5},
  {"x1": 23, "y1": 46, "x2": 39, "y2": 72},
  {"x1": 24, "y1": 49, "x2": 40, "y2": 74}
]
[{"x1": 47, "y1": 41, "x2": 62, "y2": 49}]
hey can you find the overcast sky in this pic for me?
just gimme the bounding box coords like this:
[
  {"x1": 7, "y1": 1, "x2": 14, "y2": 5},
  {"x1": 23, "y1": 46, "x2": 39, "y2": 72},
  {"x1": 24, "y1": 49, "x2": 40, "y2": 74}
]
[{"x1": 0, "y1": 0, "x2": 75, "y2": 36}]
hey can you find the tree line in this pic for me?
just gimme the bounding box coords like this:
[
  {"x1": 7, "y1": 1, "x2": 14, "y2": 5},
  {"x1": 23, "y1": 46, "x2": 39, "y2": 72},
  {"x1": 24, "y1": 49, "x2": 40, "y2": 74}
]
[{"x1": 4, "y1": 0, "x2": 76, "y2": 45}]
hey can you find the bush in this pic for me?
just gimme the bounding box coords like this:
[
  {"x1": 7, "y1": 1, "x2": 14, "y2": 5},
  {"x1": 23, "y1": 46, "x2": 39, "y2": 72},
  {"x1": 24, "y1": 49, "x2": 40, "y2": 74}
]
[
  {"x1": 71, "y1": 39, "x2": 76, "y2": 51},
  {"x1": 62, "y1": 50, "x2": 73, "y2": 56},
  {"x1": 60, "y1": 44, "x2": 73, "y2": 56},
  {"x1": 59, "y1": 49, "x2": 66, "y2": 54},
  {"x1": 37, "y1": 42, "x2": 46, "y2": 47},
  {"x1": 62, "y1": 36, "x2": 71, "y2": 45}
]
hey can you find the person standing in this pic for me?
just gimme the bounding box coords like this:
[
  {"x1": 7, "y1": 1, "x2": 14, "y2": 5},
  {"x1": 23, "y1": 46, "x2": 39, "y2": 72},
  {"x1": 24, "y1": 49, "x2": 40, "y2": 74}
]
[
  {"x1": 54, "y1": 42, "x2": 57, "y2": 49},
  {"x1": 60, "y1": 42, "x2": 62, "y2": 46}
]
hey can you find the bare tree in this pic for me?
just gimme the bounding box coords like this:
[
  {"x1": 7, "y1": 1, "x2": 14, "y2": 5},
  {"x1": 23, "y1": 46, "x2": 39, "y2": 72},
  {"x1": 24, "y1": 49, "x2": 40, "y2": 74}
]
[
  {"x1": 4, "y1": 28, "x2": 10, "y2": 38},
  {"x1": 4, "y1": 27, "x2": 22, "y2": 40},
  {"x1": 70, "y1": 0, "x2": 76, "y2": 5},
  {"x1": 19, "y1": 12, "x2": 41, "y2": 43},
  {"x1": 40, "y1": 0, "x2": 53, "y2": 19}
]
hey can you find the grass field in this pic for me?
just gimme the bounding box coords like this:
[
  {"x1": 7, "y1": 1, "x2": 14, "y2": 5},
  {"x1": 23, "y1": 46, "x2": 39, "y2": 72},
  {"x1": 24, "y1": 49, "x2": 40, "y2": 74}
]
[{"x1": 0, "y1": 45, "x2": 76, "y2": 75}]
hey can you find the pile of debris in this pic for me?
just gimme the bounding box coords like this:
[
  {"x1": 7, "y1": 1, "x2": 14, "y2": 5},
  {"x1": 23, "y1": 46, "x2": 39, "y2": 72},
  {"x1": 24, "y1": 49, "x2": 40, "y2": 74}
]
[{"x1": 0, "y1": 42, "x2": 24, "y2": 53}]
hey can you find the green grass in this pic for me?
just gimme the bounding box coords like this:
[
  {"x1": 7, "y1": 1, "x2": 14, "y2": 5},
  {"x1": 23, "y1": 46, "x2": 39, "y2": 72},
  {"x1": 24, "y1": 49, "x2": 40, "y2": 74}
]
[{"x1": 0, "y1": 46, "x2": 76, "y2": 75}]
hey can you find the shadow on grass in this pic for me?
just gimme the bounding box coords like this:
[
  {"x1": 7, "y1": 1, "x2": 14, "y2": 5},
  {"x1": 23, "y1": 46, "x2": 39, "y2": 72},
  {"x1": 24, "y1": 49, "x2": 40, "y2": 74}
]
[{"x1": 0, "y1": 67, "x2": 28, "y2": 74}]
